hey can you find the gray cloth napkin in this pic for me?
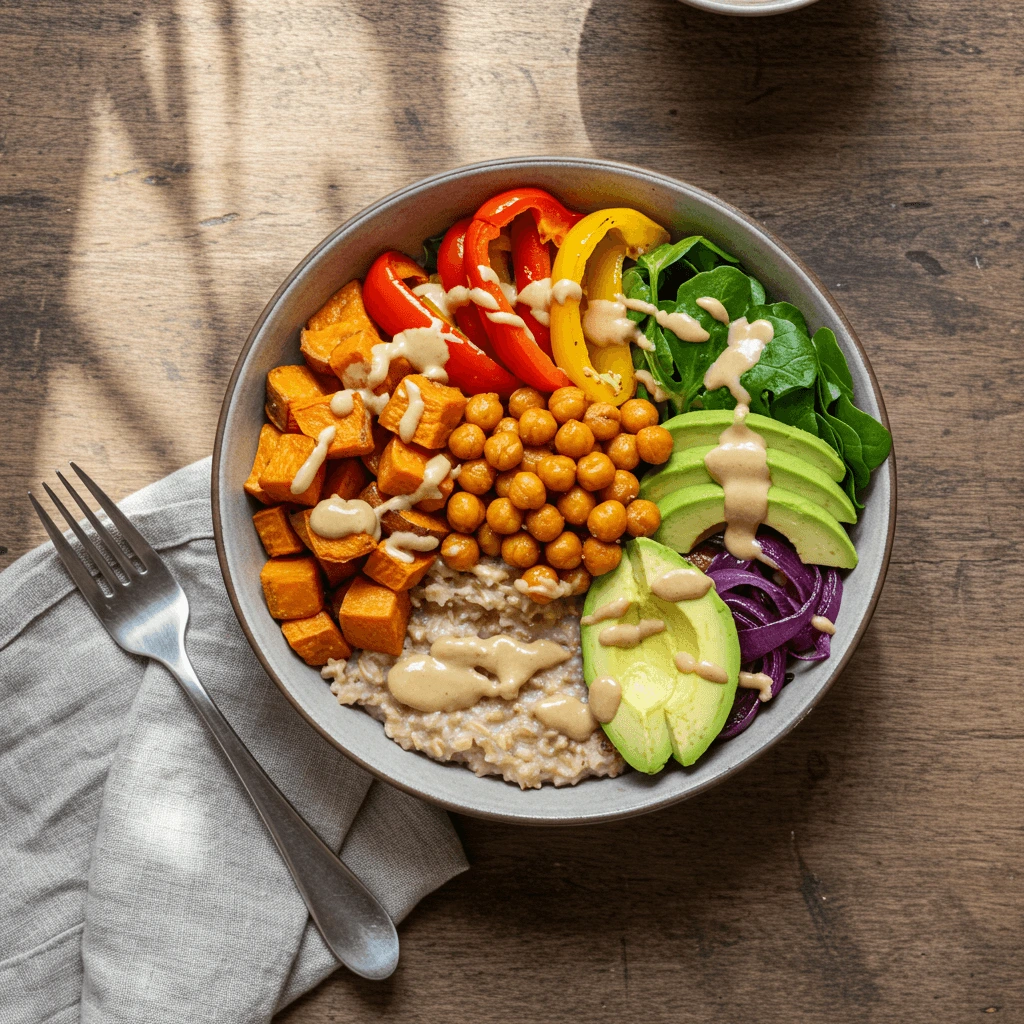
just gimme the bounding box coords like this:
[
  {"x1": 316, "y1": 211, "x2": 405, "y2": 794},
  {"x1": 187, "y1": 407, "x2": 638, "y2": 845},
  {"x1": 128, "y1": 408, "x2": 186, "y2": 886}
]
[{"x1": 0, "y1": 458, "x2": 468, "y2": 1024}]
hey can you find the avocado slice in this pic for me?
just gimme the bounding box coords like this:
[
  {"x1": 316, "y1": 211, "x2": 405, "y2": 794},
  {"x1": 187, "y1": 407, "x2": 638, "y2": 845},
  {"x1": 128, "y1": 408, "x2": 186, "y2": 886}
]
[
  {"x1": 640, "y1": 446, "x2": 857, "y2": 524},
  {"x1": 655, "y1": 483, "x2": 858, "y2": 569},
  {"x1": 663, "y1": 410, "x2": 845, "y2": 483},
  {"x1": 581, "y1": 538, "x2": 740, "y2": 773}
]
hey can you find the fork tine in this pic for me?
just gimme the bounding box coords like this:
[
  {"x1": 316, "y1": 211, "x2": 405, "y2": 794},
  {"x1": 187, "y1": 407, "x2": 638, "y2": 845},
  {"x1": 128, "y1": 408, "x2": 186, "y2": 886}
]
[
  {"x1": 29, "y1": 491, "x2": 107, "y2": 608},
  {"x1": 69, "y1": 462, "x2": 158, "y2": 569},
  {"x1": 42, "y1": 482, "x2": 125, "y2": 593},
  {"x1": 56, "y1": 469, "x2": 138, "y2": 577}
]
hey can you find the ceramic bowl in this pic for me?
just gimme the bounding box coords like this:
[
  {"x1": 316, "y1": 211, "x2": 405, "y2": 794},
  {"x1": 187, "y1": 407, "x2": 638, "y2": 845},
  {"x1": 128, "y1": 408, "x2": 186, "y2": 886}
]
[
  {"x1": 678, "y1": 0, "x2": 819, "y2": 15},
  {"x1": 212, "y1": 157, "x2": 895, "y2": 825}
]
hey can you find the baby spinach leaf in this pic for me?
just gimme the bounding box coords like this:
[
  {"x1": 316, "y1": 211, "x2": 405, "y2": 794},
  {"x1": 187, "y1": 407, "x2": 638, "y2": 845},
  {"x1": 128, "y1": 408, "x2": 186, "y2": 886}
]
[
  {"x1": 640, "y1": 236, "x2": 739, "y2": 303},
  {"x1": 819, "y1": 365, "x2": 844, "y2": 405},
  {"x1": 756, "y1": 301, "x2": 809, "y2": 339},
  {"x1": 739, "y1": 314, "x2": 818, "y2": 400},
  {"x1": 700, "y1": 386, "x2": 736, "y2": 411},
  {"x1": 817, "y1": 373, "x2": 869, "y2": 490},
  {"x1": 811, "y1": 328, "x2": 854, "y2": 395},
  {"x1": 748, "y1": 276, "x2": 766, "y2": 306},
  {"x1": 835, "y1": 395, "x2": 893, "y2": 470},
  {"x1": 421, "y1": 232, "x2": 445, "y2": 274},
  {"x1": 770, "y1": 387, "x2": 819, "y2": 436}
]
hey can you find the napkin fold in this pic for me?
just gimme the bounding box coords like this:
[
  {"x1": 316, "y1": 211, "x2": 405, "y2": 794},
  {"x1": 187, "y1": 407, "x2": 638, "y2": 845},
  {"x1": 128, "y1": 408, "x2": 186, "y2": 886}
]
[{"x1": 0, "y1": 458, "x2": 468, "y2": 1024}]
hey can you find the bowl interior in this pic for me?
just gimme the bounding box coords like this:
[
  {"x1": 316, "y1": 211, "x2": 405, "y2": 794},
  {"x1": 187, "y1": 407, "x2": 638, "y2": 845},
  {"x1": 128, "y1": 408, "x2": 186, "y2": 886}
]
[{"x1": 213, "y1": 157, "x2": 894, "y2": 825}]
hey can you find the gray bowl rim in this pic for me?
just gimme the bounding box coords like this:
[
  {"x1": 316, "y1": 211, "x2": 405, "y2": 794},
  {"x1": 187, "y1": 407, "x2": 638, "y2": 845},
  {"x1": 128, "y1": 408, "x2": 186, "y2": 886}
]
[
  {"x1": 676, "y1": 0, "x2": 820, "y2": 14},
  {"x1": 212, "y1": 156, "x2": 896, "y2": 826}
]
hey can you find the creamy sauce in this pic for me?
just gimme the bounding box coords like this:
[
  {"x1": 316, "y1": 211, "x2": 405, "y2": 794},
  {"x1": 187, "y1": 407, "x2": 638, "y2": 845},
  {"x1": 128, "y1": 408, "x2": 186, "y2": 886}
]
[
  {"x1": 383, "y1": 530, "x2": 439, "y2": 564},
  {"x1": 412, "y1": 282, "x2": 455, "y2": 320},
  {"x1": 469, "y1": 287, "x2": 499, "y2": 311},
  {"x1": 486, "y1": 310, "x2": 531, "y2": 332},
  {"x1": 581, "y1": 365, "x2": 623, "y2": 394},
  {"x1": 386, "y1": 634, "x2": 571, "y2": 713},
  {"x1": 634, "y1": 370, "x2": 670, "y2": 403},
  {"x1": 376, "y1": 454, "x2": 454, "y2": 517},
  {"x1": 598, "y1": 619, "x2": 666, "y2": 649},
  {"x1": 581, "y1": 596, "x2": 632, "y2": 626},
  {"x1": 811, "y1": 615, "x2": 836, "y2": 635},
  {"x1": 588, "y1": 676, "x2": 622, "y2": 724},
  {"x1": 696, "y1": 296, "x2": 730, "y2": 324},
  {"x1": 290, "y1": 425, "x2": 335, "y2": 495},
  {"x1": 309, "y1": 496, "x2": 381, "y2": 541},
  {"x1": 673, "y1": 651, "x2": 729, "y2": 684},
  {"x1": 366, "y1": 327, "x2": 450, "y2": 388},
  {"x1": 534, "y1": 695, "x2": 599, "y2": 741},
  {"x1": 552, "y1": 279, "x2": 584, "y2": 304},
  {"x1": 445, "y1": 285, "x2": 471, "y2": 310},
  {"x1": 650, "y1": 568, "x2": 714, "y2": 602},
  {"x1": 739, "y1": 670, "x2": 774, "y2": 701},
  {"x1": 397, "y1": 378, "x2": 424, "y2": 443},
  {"x1": 330, "y1": 387, "x2": 390, "y2": 417},
  {"x1": 499, "y1": 281, "x2": 518, "y2": 306},
  {"x1": 517, "y1": 277, "x2": 552, "y2": 326},
  {"x1": 513, "y1": 576, "x2": 574, "y2": 600},
  {"x1": 620, "y1": 294, "x2": 710, "y2": 343},
  {"x1": 476, "y1": 264, "x2": 500, "y2": 285},
  {"x1": 582, "y1": 299, "x2": 652, "y2": 350},
  {"x1": 703, "y1": 316, "x2": 774, "y2": 406}
]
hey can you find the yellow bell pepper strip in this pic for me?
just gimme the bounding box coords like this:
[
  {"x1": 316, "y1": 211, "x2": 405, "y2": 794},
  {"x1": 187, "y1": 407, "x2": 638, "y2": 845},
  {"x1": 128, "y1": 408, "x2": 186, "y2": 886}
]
[{"x1": 549, "y1": 209, "x2": 670, "y2": 406}]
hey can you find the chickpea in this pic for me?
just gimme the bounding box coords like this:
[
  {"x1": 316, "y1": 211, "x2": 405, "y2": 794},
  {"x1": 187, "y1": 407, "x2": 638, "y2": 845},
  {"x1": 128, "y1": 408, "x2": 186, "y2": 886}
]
[
  {"x1": 557, "y1": 485, "x2": 597, "y2": 526},
  {"x1": 508, "y1": 386, "x2": 547, "y2": 418},
  {"x1": 458, "y1": 458, "x2": 497, "y2": 495},
  {"x1": 508, "y1": 471, "x2": 547, "y2": 511},
  {"x1": 583, "y1": 402, "x2": 622, "y2": 441},
  {"x1": 620, "y1": 398, "x2": 660, "y2": 434},
  {"x1": 625, "y1": 498, "x2": 661, "y2": 538},
  {"x1": 521, "y1": 445, "x2": 550, "y2": 475},
  {"x1": 441, "y1": 533, "x2": 480, "y2": 572},
  {"x1": 635, "y1": 425, "x2": 674, "y2": 465},
  {"x1": 545, "y1": 530, "x2": 583, "y2": 570},
  {"x1": 494, "y1": 416, "x2": 521, "y2": 435},
  {"x1": 555, "y1": 419, "x2": 595, "y2": 459},
  {"x1": 605, "y1": 431, "x2": 640, "y2": 471},
  {"x1": 446, "y1": 491, "x2": 486, "y2": 533},
  {"x1": 575, "y1": 451, "x2": 617, "y2": 492},
  {"x1": 587, "y1": 500, "x2": 628, "y2": 542},
  {"x1": 558, "y1": 565, "x2": 592, "y2": 596},
  {"x1": 501, "y1": 531, "x2": 541, "y2": 569},
  {"x1": 518, "y1": 564, "x2": 560, "y2": 604},
  {"x1": 476, "y1": 521, "x2": 502, "y2": 557},
  {"x1": 537, "y1": 454, "x2": 576, "y2": 492},
  {"x1": 495, "y1": 470, "x2": 517, "y2": 498},
  {"x1": 582, "y1": 537, "x2": 623, "y2": 577},
  {"x1": 464, "y1": 392, "x2": 504, "y2": 433},
  {"x1": 448, "y1": 422, "x2": 486, "y2": 461},
  {"x1": 485, "y1": 496, "x2": 523, "y2": 535},
  {"x1": 548, "y1": 386, "x2": 588, "y2": 424},
  {"x1": 484, "y1": 431, "x2": 524, "y2": 471},
  {"x1": 600, "y1": 469, "x2": 640, "y2": 506},
  {"x1": 524, "y1": 503, "x2": 564, "y2": 543},
  {"x1": 518, "y1": 407, "x2": 558, "y2": 446}
]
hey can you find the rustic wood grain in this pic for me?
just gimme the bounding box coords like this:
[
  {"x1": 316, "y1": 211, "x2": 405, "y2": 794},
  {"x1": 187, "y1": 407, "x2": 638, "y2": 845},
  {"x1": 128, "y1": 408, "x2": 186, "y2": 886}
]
[{"x1": 2, "y1": 0, "x2": 1021, "y2": 1019}]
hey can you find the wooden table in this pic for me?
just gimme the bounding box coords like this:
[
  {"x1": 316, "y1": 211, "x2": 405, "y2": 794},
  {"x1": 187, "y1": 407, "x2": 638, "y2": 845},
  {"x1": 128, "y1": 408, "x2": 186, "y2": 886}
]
[{"x1": 3, "y1": 0, "x2": 1021, "y2": 1019}]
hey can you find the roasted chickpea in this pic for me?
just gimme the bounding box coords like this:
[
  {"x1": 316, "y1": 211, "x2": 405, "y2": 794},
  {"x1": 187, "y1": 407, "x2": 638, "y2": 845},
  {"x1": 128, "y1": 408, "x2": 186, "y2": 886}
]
[
  {"x1": 582, "y1": 537, "x2": 623, "y2": 577},
  {"x1": 484, "y1": 431, "x2": 524, "y2": 472},
  {"x1": 464, "y1": 392, "x2": 503, "y2": 433},
  {"x1": 635, "y1": 425, "x2": 674, "y2": 465},
  {"x1": 625, "y1": 499, "x2": 661, "y2": 537},
  {"x1": 518, "y1": 407, "x2": 558, "y2": 446},
  {"x1": 524, "y1": 503, "x2": 564, "y2": 543},
  {"x1": 583, "y1": 402, "x2": 622, "y2": 441},
  {"x1": 521, "y1": 445, "x2": 550, "y2": 475},
  {"x1": 485, "y1": 496, "x2": 523, "y2": 535},
  {"x1": 548, "y1": 386, "x2": 588, "y2": 423},
  {"x1": 575, "y1": 451, "x2": 617, "y2": 492},
  {"x1": 587, "y1": 500, "x2": 628, "y2": 542},
  {"x1": 555, "y1": 419, "x2": 595, "y2": 459},
  {"x1": 508, "y1": 471, "x2": 547, "y2": 511},
  {"x1": 558, "y1": 565, "x2": 592, "y2": 596},
  {"x1": 537, "y1": 454, "x2": 576, "y2": 492},
  {"x1": 620, "y1": 398, "x2": 659, "y2": 434},
  {"x1": 557, "y1": 485, "x2": 597, "y2": 526},
  {"x1": 600, "y1": 469, "x2": 640, "y2": 506},
  {"x1": 458, "y1": 458, "x2": 497, "y2": 495},
  {"x1": 447, "y1": 422, "x2": 486, "y2": 461},
  {"x1": 501, "y1": 531, "x2": 541, "y2": 569},
  {"x1": 518, "y1": 564, "x2": 561, "y2": 604},
  {"x1": 545, "y1": 530, "x2": 583, "y2": 570},
  {"x1": 605, "y1": 431, "x2": 640, "y2": 471},
  {"x1": 446, "y1": 491, "x2": 486, "y2": 533},
  {"x1": 476, "y1": 521, "x2": 502, "y2": 557},
  {"x1": 495, "y1": 470, "x2": 517, "y2": 498},
  {"x1": 441, "y1": 533, "x2": 480, "y2": 572},
  {"x1": 494, "y1": 416, "x2": 520, "y2": 435},
  {"x1": 508, "y1": 386, "x2": 547, "y2": 418}
]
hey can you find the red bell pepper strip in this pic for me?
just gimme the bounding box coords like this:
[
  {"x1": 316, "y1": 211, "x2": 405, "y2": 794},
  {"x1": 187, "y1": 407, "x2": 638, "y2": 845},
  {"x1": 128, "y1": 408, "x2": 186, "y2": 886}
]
[
  {"x1": 436, "y1": 217, "x2": 500, "y2": 362},
  {"x1": 362, "y1": 250, "x2": 520, "y2": 398},
  {"x1": 510, "y1": 215, "x2": 553, "y2": 358},
  {"x1": 465, "y1": 188, "x2": 583, "y2": 392}
]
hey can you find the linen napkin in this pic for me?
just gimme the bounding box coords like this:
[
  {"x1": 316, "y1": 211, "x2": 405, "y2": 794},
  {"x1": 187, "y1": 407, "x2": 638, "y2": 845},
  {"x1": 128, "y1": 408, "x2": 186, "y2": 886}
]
[{"x1": 0, "y1": 458, "x2": 468, "y2": 1024}]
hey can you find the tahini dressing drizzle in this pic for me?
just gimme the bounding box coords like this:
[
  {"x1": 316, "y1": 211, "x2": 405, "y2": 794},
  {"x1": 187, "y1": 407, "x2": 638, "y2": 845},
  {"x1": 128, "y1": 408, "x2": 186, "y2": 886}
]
[
  {"x1": 290, "y1": 425, "x2": 335, "y2": 495},
  {"x1": 534, "y1": 695, "x2": 599, "y2": 741},
  {"x1": 598, "y1": 619, "x2": 666, "y2": 649},
  {"x1": 649, "y1": 568, "x2": 714, "y2": 602},
  {"x1": 383, "y1": 531, "x2": 439, "y2": 564},
  {"x1": 739, "y1": 670, "x2": 774, "y2": 701},
  {"x1": 673, "y1": 650, "x2": 729, "y2": 684}
]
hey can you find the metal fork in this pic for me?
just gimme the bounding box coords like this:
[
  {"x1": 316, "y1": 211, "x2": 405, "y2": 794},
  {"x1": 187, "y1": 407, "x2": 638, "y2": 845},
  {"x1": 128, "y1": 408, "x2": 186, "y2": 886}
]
[{"x1": 29, "y1": 463, "x2": 399, "y2": 980}]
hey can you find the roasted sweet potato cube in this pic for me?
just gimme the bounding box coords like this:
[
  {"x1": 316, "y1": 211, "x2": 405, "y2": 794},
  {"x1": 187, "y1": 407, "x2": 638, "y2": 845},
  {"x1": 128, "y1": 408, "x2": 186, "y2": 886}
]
[
  {"x1": 265, "y1": 364, "x2": 333, "y2": 432},
  {"x1": 301, "y1": 283, "x2": 381, "y2": 375},
  {"x1": 376, "y1": 438, "x2": 454, "y2": 512},
  {"x1": 378, "y1": 374, "x2": 468, "y2": 450},
  {"x1": 281, "y1": 612, "x2": 352, "y2": 666},
  {"x1": 364, "y1": 540, "x2": 437, "y2": 592},
  {"x1": 288, "y1": 510, "x2": 375, "y2": 585},
  {"x1": 340, "y1": 577, "x2": 411, "y2": 656},
  {"x1": 288, "y1": 508, "x2": 314, "y2": 551},
  {"x1": 329, "y1": 580, "x2": 356, "y2": 621},
  {"x1": 358, "y1": 481, "x2": 450, "y2": 540},
  {"x1": 259, "y1": 433, "x2": 324, "y2": 506},
  {"x1": 253, "y1": 506, "x2": 305, "y2": 557},
  {"x1": 260, "y1": 556, "x2": 324, "y2": 620},
  {"x1": 291, "y1": 393, "x2": 374, "y2": 459},
  {"x1": 324, "y1": 457, "x2": 369, "y2": 500},
  {"x1": 361, "y1": 423, "x2": 391, "y2": 476},
  {"x1": 307, "y1": 279, "x2": 374, "y2": 333},
  {"x1": 244, "y1": 424, "x2": 283, "y2": 504},
  {"x1": 327, "y1": 328, "x2": 412, "y2": 396}
]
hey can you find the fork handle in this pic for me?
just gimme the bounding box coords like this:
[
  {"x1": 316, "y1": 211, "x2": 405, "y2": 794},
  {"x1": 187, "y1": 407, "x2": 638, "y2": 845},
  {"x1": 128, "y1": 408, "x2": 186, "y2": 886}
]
[{"x1": 161, "y1": 647, "x2": 400, "y2": 980}]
